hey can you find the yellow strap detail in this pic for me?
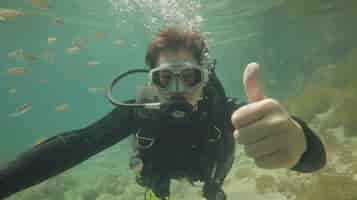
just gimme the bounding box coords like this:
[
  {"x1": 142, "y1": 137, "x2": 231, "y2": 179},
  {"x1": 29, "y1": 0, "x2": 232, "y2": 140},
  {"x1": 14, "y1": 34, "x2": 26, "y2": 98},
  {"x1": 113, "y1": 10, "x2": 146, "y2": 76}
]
[{"x1": 145, "y1": 189, "x2": 169, "y2": 200}]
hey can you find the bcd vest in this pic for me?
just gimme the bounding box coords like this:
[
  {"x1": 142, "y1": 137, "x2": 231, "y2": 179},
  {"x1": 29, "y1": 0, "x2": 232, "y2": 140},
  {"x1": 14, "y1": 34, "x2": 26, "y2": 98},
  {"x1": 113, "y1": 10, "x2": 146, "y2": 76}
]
[{"x1": 132, "y1": 72, "x2": 236, "y2": 185}]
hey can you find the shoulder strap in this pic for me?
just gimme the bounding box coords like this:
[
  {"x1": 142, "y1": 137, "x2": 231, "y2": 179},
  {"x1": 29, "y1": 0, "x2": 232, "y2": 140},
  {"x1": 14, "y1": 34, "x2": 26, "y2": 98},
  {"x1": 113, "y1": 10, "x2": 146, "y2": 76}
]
[{"x1": 202, "y1": 71, "x2": 229, "y2": 133}]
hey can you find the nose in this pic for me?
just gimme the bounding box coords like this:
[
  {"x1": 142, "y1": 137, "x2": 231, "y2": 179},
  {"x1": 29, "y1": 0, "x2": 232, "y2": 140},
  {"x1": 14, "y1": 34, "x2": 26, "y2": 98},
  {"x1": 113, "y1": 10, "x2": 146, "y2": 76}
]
[{"x1": 170, "y1": 78, "x2": 183, "y2": 93}]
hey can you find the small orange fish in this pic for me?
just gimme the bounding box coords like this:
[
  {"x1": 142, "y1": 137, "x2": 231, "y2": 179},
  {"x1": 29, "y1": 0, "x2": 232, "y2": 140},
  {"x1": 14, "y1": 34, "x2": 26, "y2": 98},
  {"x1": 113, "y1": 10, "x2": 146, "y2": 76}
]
[
  {"x1": 0, "y1": 8, "x2": 24, "y2": 17},
  {"x1": 88, "y1": 87, "x2": 105, "y2": 93},
  {"x1": 23, "y1": 54, "x2": 39, "y2": 63},
  {"x1": 87, "y1": 60, "x2": 100, "y2": 67},
  {"x1": 95, "y1": 32, "x2": 105, "y2": 40},
  {"x1": 8, "y1": 49, "x2": 24, "y2": 60},
  {"x1": 72, "y1": 37, "x2": 86, "y2": 48},
  {"x1": 16, "y1": 103, "x2": 32, "y2": 112},
  {"x1": 65, "y1": 46, "x2": 80, "y2": 54},
  {"x1": 54, "y1": 17, "x2": 64, "y2": 24},
  {"x1": 55, "y1": 104, "x2": 70, "y2": 111},
  {"x1": 113, "y1": 40, "x2": 125, "y2": 46},
  {"x1": 48, "y1": 37, "x2": 56, "y2": 44},
  {"x1": 7, "y1": 67, "x2": 31, "y2": 75},
  {"x1": 8, "y1": 103, "x2": 32, "y2": 117},
  {"x1": 30, "y1": 0, "x2": 49, "y2": 9}
]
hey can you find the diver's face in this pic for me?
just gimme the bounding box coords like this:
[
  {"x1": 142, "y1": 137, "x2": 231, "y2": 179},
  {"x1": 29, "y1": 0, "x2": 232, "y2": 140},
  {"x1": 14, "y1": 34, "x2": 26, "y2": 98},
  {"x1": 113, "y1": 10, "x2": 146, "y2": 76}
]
[
  {"x1": 157, "y1": 49, "x2": 198, "y2": 92},
  {"x1": 156, "y1": 48, "x2": 203, "y2": 106}
]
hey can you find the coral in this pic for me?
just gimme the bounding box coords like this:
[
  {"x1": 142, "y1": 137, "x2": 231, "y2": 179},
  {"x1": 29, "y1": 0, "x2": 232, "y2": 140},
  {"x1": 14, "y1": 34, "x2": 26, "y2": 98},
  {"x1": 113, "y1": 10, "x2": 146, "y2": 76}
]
[
  {"x1": 328, "y1": 48, "x2": 357, "y2": 88},
  {"x1": 300, "y1": 173, "x2": 357, "y2": 200},
  {"x1": 319, "y1": 128, "x2": 341, "y2": 157},
  {"x1": 322, "y1": 89, "x2": 357, "y2": 137},
  {"x1": 284, "y1": 47, "x2": 357, "y2": 130},
  {"x1": 81, "y1": 188, "x2": 99, "y2": 200},
  {"x1": 96, "y1": 193, "x2": 116, "y2": 200},
  {"x1": 233, "y1": 167, "x2": 257, "y2": 180},
  {"x1": 8, "y1": 174, "x2": 78, "y2": 200},
  {"x1": 284, "y1": 85, "x2": 335, "y2": 122},
  {"x1": 255, "y1": 174, "x2": 277, "y2": 194},
  {"x1": 253, "y1": 134, "x2": 357, "y2": 200}
]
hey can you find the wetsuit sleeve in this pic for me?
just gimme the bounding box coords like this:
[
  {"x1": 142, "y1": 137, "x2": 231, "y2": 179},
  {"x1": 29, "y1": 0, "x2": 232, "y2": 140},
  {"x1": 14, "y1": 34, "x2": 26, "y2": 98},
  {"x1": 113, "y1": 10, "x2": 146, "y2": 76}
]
[
  {"x1": 290, "y1": 116, "x2": 326, "y2": 172},
  {"x1": 0, "y1": 103, "x2": 138, "y2": 199},
  {"x1": 227, "y1": 98, "x2": 326, "y2": 173}
]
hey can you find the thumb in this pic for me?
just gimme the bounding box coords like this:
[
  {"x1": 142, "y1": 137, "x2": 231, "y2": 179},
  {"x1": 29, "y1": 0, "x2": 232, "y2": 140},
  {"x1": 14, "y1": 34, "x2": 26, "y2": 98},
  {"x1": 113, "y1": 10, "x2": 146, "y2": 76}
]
[{"x1": 243, "y1": 62, "x2": 264, "y2": 102}]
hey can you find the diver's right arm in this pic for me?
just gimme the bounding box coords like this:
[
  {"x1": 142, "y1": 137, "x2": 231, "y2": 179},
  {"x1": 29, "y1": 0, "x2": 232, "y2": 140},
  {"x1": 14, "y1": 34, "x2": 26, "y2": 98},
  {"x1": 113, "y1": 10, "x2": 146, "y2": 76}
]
[{"x1": 0, "y1": 104, "x2": 137, "y2": 199}]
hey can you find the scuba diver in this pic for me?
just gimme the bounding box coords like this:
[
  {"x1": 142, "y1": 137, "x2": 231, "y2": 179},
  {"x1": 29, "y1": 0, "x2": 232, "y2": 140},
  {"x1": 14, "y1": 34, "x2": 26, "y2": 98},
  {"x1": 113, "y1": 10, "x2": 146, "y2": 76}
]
[{"x1": 0, "y1": 26, "x2": 326, "y2": 200}]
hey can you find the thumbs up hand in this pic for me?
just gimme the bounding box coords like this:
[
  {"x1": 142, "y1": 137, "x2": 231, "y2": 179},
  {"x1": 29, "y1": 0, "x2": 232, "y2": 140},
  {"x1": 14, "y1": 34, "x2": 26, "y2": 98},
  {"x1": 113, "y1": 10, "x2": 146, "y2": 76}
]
[{"x1": 231, "y1": 63, "x2": 307, "y2": 169}]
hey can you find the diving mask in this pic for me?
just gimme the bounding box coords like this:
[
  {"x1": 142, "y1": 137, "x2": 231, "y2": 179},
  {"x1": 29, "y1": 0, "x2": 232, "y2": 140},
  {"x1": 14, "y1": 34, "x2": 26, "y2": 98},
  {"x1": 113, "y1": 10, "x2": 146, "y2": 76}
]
[
  {"x1": 148, "y1": 61, "x2": 209, "y2": 102},
  {"x1": 106, "y1": 60, "x2": 215, "y2": 120}
]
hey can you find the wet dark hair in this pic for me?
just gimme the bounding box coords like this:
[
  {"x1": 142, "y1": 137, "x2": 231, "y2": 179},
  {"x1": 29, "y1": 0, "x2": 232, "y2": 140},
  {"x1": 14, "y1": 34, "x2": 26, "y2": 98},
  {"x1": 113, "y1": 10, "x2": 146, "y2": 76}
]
[{"x1": 145, "y1": 26, "x2": 208, "y2": 69}]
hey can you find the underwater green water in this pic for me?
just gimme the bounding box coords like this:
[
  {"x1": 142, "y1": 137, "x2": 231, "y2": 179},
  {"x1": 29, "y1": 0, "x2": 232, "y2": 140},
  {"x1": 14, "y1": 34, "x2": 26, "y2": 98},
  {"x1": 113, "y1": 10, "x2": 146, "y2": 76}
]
[{"x1": 1, "y1": 0, "x2": 357, "y2": 199}]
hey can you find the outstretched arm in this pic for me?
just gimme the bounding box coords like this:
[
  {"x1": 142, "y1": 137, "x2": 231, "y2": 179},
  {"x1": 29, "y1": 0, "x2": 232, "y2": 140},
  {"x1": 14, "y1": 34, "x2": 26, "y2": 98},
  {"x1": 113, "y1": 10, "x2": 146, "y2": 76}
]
[{"x1": 0, "y1": 103, "x2": 137, "y2": 199}]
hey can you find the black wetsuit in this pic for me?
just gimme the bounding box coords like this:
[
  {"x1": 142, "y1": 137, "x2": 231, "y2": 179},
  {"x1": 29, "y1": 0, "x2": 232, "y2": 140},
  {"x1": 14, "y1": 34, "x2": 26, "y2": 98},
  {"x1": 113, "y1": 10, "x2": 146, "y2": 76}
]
[{"x1": 0, "y1": 98, "x2": 326, "y2": 199}]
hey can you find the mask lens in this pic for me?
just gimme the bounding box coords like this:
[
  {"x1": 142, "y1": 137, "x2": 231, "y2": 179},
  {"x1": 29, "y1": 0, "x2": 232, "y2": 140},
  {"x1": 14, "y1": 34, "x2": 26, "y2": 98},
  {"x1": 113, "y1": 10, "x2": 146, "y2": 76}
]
[
  {"x1": 151, "y1": 64, "x2": 204, "y2": 89},
  {"x1": 159, "y1": 70, "x2": 172, "y2": 87},
  {"x1": 180, "y1": 68, "x2": 202, "y2": 87},
  {"x1": 152, "y1": 69, "x2": 172, "y2": 88}
]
